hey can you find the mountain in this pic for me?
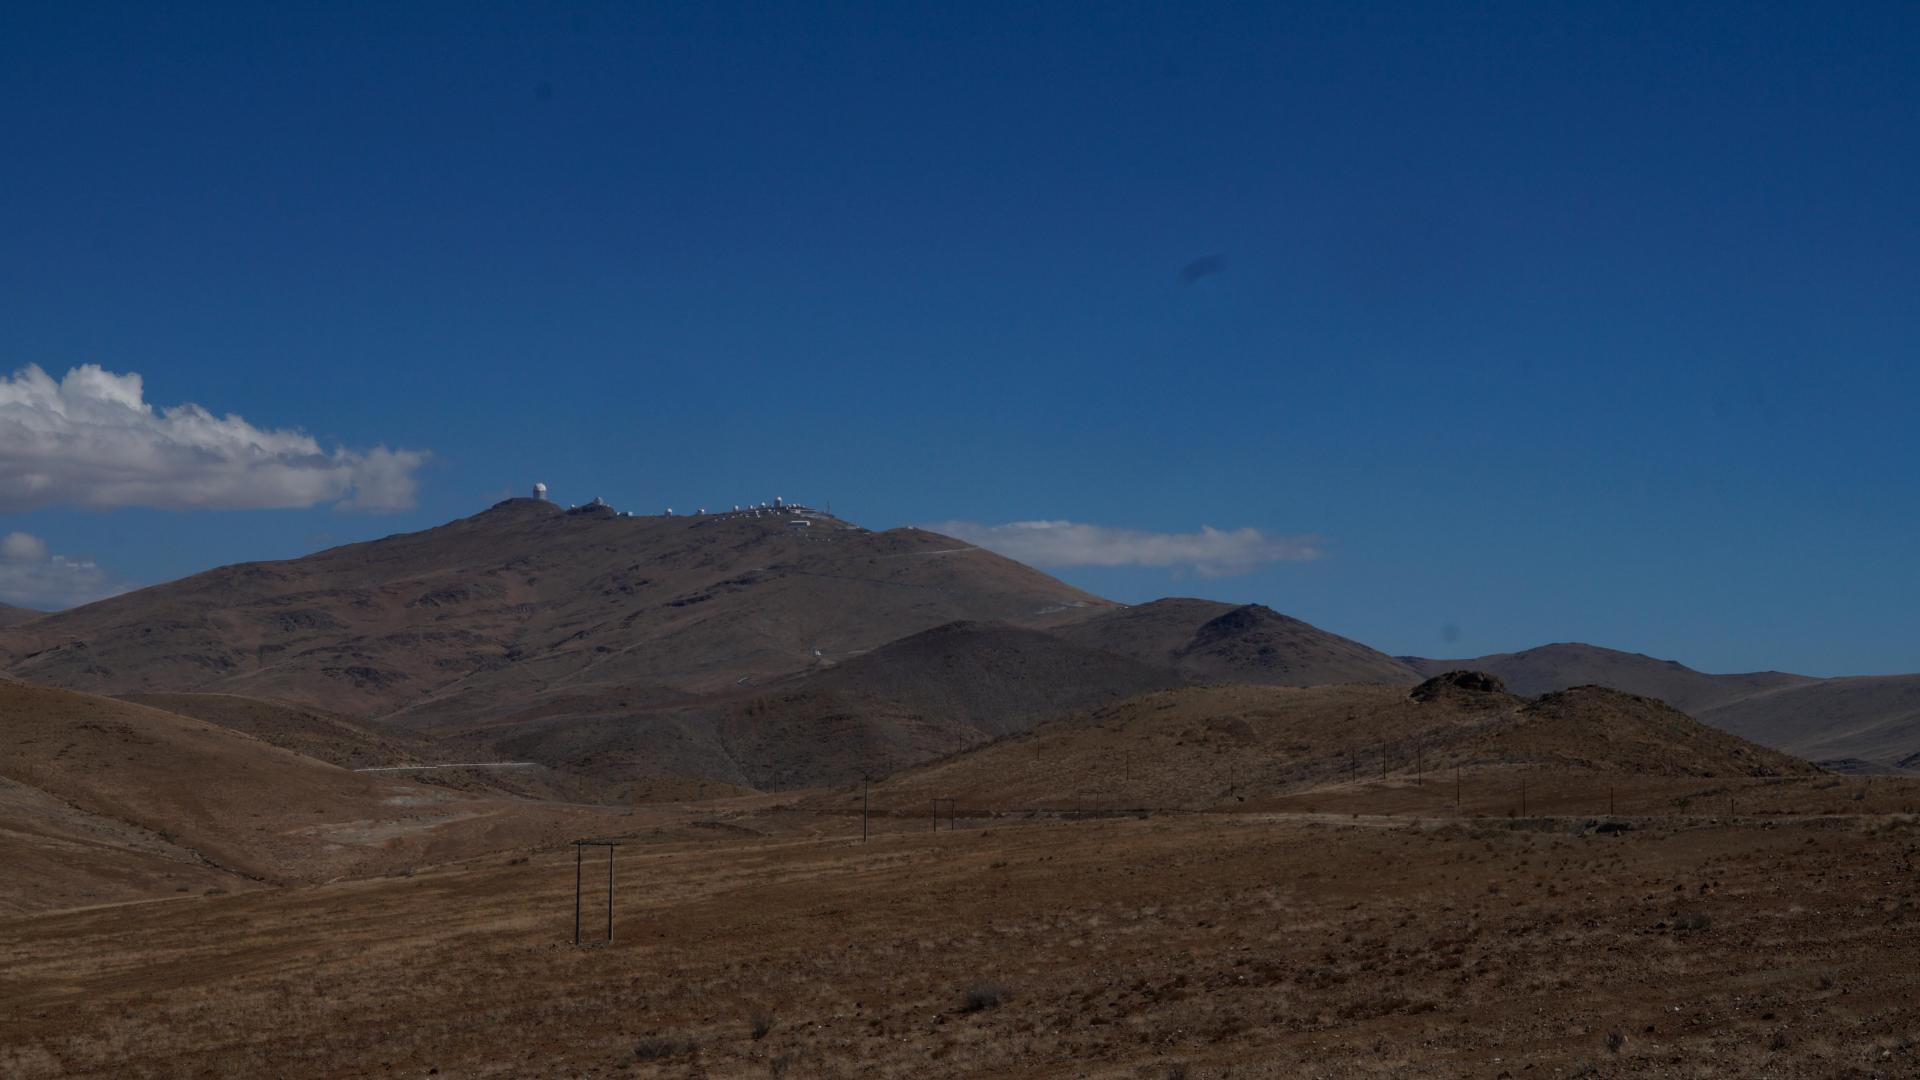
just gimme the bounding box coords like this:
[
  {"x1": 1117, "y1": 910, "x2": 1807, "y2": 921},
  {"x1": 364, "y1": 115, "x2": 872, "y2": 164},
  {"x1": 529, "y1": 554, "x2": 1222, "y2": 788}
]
[
  {"x1": 0, "y1": 602, "x2": 42, "y2": 627},
  {"x1": 845, "y1": 675, "x2": 1815, "y2": 814},
  {"x1": 1402, "y1": 642, "x2": 1920, "y2": 770},
  {"x1": 0, "y1": 500, "x2": 1110, "y2": 721},
  {"x1": 799, "y1": 620, "x2": 1184, "y2": 739},
  {"x1": 22, "y1": 494, "x2": 1898, "y2": 791},
  {"x1": 427, "y1": 620, "x2": 1186, "y2": 795},
  {"x1": 1051, "y1": 598, "x2": 1420, "y2": 686},
  {"x1": 1693, "y1": 675, "x2": 1920, "y2": 769},
  {"x1": 1403, "y1": 643, "x2": 1814, "y2": 715}
]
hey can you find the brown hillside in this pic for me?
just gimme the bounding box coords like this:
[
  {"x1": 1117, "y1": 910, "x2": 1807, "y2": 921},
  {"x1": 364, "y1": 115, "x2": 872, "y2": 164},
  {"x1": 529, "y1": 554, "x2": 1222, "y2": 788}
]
[
  {"x1": 0, "y1": 502, "x2": 1110, "y2": 721},
  {"x1": 1695, "y1": 674, "x2": 1920, "y2": 768},
  {"x1": 1402, "y1": 642, "x2": 1920, "y2": 770},
  {"x1": 0, "y1": 681, "x2": 625, "y2": 907},
  {"x1": 0, "y1": 602, "x2": 42, "y2": 628},
  {"x1": 0, "y1": 773, "x2": 241, "y2": 914},
  {"x1": 1405, "y1": 642, "x2": 1814, "y2": 715},
  {"x1": 848, "y1": 680, "x2": 1814, "y2": 813},
  {"x1": 1052, "y1": 598, "x2": 1419, "y2": 686},
  {"x1": 426, "y1": 621, "x2": 1184, "y2": 796},
  {"x1": 798, "y1": 620, "x2": 1184, "y2": 739},
  {"x1": 119, "y1": 691, "x2": 428, "y2": 770}
]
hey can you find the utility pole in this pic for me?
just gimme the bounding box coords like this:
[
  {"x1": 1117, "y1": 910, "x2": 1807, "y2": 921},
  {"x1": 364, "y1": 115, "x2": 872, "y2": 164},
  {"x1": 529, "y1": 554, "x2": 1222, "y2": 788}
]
[{"x1": 862, "y1": 777, "x2": 870, "y2": 843}]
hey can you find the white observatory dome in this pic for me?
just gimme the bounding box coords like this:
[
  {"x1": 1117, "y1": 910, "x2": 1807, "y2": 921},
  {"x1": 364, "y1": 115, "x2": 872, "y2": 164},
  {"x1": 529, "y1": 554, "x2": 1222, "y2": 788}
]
[{"x1": 533, "y1": 482, "x2": 548, "y2": 501}]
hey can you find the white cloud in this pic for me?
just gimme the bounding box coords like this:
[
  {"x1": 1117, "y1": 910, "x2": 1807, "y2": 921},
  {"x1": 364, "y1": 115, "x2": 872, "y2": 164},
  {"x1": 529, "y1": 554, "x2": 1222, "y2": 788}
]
[
  {"x1": 2, "y1": 531, "x2": 48, "y2": 562},
  {"x1": 0, "y1": 531, "x2": 128, "y2": 610},
  {"x1": 0, "y1": 363, "x2": 430, "y2": 512},
  {"x1": 925, "y1": 519, "x2": 1324, "y2": 578}
]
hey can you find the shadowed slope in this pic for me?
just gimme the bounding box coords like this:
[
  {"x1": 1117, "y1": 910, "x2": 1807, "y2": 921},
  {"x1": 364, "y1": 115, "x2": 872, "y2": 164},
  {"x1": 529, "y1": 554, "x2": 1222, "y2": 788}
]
[
  {"x1": 436, "y1": 621, "x2": 1185, "y2": 796},
  {"x1": 850, "y1": 680, "x2": 1814, "y2": 812},
  {"x1": 1403, "y1": 642, "x2": 1920, "y2": 770},
  {"x1": 1404, "y1": 643, "x2": 1814, "y2": 715},
  {"x1": 0, "y1": 603, "x2": 42, "y2": 628},
  {"x1": 1695, "y1": 675, "x2": 1920, "y2": 769},
  {"x1": 0, "y1": 681, "x2": 626, "y2": 908},
  {"x1": 118, "y1": 691, "x2": 429, "y2": 770},
  {"x1": 1052, "y1": 598, "x2": 1420, "y2": 686}
]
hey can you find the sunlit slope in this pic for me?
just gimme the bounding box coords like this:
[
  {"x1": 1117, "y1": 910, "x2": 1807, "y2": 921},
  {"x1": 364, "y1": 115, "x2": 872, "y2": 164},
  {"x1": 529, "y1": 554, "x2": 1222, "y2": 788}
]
[
  {"x1": 850, "y1": 676, "x2": 1815, "y2": 812},
  {"x1": 0, "y1": 501, "x2": 1109, "y2": 721}
]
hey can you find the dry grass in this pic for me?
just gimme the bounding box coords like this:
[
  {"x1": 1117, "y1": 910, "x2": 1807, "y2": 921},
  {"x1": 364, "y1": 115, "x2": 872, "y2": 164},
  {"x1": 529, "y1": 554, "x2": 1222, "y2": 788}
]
[{"x1": 5, "y1": 808, "x2": 1920, "y2": 1077}]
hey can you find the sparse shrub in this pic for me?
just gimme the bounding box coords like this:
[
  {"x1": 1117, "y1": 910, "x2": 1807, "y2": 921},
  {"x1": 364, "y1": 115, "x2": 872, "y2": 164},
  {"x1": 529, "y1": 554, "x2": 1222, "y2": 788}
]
[
  {"x1": 748, "y1": 1008, "x2": 775, "y2": 1040},
  {"x1": 1672, "y1": 910, "x2": 1711, "y2": 932},
  {"x1": 633, "y1": 1035, "x2": 694, "y2": 1061},
  {"x1": 961, "y1": 980, "x2": 1012, "y2": 1012},
  {"x1": 1605, "y1": 1031, "x2": 1625, "y2": 1054},
  {"x1": 1770, "y1": 1029, "x2": 1791, "y2": 1052}
]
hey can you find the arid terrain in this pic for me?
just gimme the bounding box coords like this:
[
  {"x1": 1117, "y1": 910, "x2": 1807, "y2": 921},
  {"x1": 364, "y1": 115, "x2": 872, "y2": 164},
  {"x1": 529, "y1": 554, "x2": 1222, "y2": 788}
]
[
  {"x1": 7, "y1": 507, "x2": 1920, "y2": 1077},
  {"x1": 7, "y1": 662, "x2": 1920, "y2": 1076},
  {"x1": 8, "y1": 781, "x2": 1920, "y2": 1078}
]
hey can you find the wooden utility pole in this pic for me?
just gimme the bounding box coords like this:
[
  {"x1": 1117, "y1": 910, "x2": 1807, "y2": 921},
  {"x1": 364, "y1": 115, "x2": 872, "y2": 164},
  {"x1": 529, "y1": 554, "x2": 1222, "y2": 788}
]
[
  {"x1": 862, "y1": 778, "x2": 870, "y2": 843},
  {"x1": 573, "y1": 840, "x2": 619, "y2": 946}
]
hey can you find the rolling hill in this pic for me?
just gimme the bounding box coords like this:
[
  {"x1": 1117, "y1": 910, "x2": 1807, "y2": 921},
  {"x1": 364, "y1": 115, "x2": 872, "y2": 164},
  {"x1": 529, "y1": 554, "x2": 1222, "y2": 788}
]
[
  {"x1": 117, "y1": 691, "x2": 430, "y2": 770},
  {"x1": 0, "y1": 602, "x2": 41, "y2": 627},
  {"x1": 1050, "y1": 598, "x2": 1421, "y2": 686},
  {"x1": 452, "y1": 620, "x2": 1187, "y2": 794},
  {"x1": 0, "y1": 680, "x2": 638, "y2": 911},
  {"x1": 1403, "y1": 643, "x2": 1814, "y2": 715},
  {"x1": 1693, "y1": 675, "x2": 1920, "y2": 769},
  {"x1": 1404, "y1": 642, "x2": 1920, "y2": 770},
  {"x1": 845, "y1": 673, "x2": 1814, "y2": 814}
]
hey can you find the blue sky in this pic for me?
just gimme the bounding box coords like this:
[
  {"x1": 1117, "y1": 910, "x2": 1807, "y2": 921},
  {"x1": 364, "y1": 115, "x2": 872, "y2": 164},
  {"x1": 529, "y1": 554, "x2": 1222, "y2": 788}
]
[{"x1": 2, "y1": 2, "x2": 1916, "y2": 676}]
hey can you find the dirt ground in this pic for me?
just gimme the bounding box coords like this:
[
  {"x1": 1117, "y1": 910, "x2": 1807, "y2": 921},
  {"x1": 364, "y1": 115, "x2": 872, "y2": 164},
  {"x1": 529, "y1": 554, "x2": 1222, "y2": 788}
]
[{"x1": 5, "y1": 801, "x2": 1920, "y2": 1078}]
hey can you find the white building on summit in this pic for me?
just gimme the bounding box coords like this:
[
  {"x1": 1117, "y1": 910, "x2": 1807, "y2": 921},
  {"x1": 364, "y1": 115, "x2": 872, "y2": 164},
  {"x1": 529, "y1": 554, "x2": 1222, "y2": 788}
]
[{"x1": 533, "y1": 482, "x2": 548, "y2": 501}]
